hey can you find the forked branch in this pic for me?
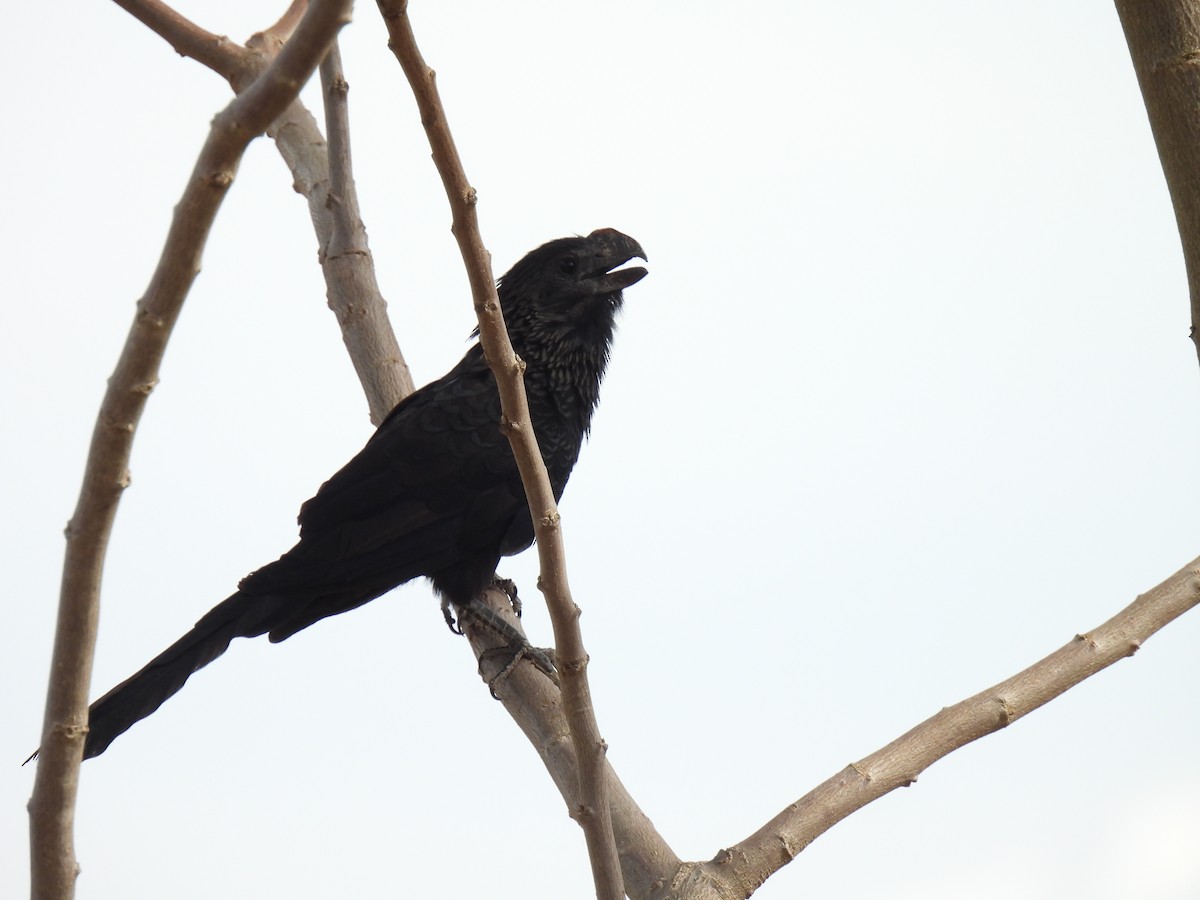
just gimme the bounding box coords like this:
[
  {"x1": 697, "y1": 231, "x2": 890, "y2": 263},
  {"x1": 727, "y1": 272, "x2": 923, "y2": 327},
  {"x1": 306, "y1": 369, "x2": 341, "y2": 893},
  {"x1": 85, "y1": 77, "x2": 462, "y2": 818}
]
[
  {"x1": 109, "y1": 0, "x2": 242, "y2": 76},
  {"x1": 463, "y1": 587, "x2": 683, "y2": 899},
  {"x1": 110, "y1": 0, "x2": 411, "y2": 421}
]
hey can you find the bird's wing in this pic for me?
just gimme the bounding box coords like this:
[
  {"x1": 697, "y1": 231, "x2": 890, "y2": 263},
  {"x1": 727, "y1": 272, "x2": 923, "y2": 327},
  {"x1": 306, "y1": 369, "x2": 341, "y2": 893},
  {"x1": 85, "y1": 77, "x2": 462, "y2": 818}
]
[{"x1": 240, "y1": 347, "x2": 526, "y2": 598}]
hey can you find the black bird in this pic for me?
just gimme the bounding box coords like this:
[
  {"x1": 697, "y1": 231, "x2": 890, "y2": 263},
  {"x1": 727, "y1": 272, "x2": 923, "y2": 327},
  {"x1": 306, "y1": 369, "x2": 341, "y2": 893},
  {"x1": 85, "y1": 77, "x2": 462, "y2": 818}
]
[{"x1": 80, "y1": 228, "x2": 647, "y2": 760}]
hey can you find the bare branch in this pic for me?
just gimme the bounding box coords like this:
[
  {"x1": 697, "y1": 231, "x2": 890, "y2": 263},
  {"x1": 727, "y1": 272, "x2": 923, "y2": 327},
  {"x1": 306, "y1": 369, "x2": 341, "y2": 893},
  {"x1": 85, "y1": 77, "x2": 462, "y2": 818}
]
[
  {"x1": 1115, "y1": 1, "x2": 1200, "y2": 366},
  {"x1": 28, "y1": 4, "x2": 351, "y2": 897},
  {"x1": 375, "y1": 3, "x2": 623, "y2": 897},
  {"x1": 320, "y1": 40, "x2": 414, "y2": 420},
  {"x1": 681, "y1": 555, "x2": 1200, "y2": 898},
  {"x1": 110, "y1": 0, "x2": 308, "y2": 85},
  {"x1": 464, "y1": 588, "x2": 683, "y2": 900},
  {"x1": 109, "y1": 0, "x2": 244, "y2": 79},
  {"x1": 258, "y1": 85, "x2": 412, "y2": 419}
]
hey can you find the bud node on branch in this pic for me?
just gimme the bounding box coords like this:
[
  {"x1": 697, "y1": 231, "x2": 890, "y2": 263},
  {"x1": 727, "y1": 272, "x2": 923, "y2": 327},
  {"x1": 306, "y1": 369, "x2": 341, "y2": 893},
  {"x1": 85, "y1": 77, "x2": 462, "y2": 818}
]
[
  {"x1": 134, "y1": 302, "x2": 165, "y2": 329},
  {"x1": 776, "y1": 833, "x2": 799, "y2": 862}
]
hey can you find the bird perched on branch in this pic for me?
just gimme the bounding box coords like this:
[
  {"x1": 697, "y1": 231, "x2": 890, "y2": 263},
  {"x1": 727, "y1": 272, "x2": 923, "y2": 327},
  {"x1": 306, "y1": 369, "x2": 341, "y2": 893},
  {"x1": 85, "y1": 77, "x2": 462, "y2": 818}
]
[{"x1": 80, "y1": 228, "x2": 647, "y2": 760}]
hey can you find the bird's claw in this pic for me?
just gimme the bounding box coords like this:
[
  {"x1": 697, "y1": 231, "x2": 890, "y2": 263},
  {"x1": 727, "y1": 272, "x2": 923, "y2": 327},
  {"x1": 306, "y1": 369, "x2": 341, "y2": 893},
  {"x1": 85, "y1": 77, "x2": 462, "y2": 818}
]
[
  {"x1": 441, "y1": 596, "x2": 464, "y2": 635},
  {"x1": 490, "y1": 575, "x2": 521, "y2": 617}
]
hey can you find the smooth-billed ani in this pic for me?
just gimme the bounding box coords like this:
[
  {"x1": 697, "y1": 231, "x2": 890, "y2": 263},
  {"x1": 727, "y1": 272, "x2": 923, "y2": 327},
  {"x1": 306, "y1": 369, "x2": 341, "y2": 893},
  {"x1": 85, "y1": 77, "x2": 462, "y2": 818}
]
[{"x1": 79, "y1": 228, "x2": 647, "y2": 760}]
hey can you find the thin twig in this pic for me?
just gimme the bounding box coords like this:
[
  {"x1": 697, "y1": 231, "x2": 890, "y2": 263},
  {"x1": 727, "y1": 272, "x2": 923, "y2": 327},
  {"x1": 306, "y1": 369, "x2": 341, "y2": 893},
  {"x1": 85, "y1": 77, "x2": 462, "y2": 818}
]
[
  {"x1": 681, "y1": 555, "x2": 1200, "y2": 899},
  {"x1": 374, "y1": 3, "x2": 623, "y2": 898},
  {"x1": 28, "y1": 4, "x2": 352, "y2": 898},
  {"x1": 108, "y1": 0, "x2": 243, "y2": 77},
  {"x1": 256, "y1": 0, "x2": 310, "y2": 50},
  {"x1": 320, "y1": 40, "x2": 414, "y2": 420},
  {"x1": 264, "y1": 92, "x2": 414, "y2": 417}
]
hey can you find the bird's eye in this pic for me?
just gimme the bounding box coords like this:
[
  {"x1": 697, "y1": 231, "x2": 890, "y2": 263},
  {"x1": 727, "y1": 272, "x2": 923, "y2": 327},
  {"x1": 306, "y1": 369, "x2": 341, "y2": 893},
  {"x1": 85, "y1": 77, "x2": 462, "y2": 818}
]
[{"x1": 558, "y1": 257, "x2": 578, "y2": 275}]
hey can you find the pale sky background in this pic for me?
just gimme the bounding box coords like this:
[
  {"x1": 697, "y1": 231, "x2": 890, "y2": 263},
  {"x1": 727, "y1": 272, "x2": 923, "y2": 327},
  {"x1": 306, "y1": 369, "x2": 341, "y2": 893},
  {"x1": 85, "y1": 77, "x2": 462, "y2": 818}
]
[{"x1": 5, "y1": 2, "x2": 1200, "y2": 898}]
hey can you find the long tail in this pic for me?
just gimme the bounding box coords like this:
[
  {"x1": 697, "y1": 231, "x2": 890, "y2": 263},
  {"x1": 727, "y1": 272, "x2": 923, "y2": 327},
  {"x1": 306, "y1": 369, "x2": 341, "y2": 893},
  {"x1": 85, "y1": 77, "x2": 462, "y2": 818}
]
[{"x1": 83, "y1": 590, "x2": 284, "y2": 759}]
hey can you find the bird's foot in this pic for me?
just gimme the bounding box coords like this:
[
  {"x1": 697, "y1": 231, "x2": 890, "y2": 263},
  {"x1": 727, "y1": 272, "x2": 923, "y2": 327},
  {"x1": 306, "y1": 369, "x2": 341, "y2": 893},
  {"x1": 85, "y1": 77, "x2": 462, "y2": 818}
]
[
  {"x1": 490, "y1": 575, "x2": 521, "y2": 617},
  {"x1": 455, "y1": 595, "x2": 558, "y2": 694},
  {"x1": 479, "y1": 643, "x2": 559, "y2": 696}
]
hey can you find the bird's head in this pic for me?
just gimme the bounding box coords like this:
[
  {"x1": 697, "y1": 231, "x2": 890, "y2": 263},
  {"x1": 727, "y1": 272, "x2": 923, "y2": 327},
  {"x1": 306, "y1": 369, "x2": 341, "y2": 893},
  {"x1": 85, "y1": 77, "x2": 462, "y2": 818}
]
[{"x1": 495, "y1": 228, "x2": 647, "y2": 352}]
